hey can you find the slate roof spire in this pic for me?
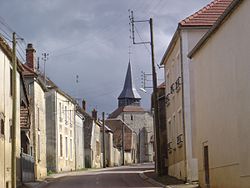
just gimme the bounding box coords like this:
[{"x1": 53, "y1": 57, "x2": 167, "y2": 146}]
[{"x1": 118, "y1": 62, "x2": 141, "y2": 107}]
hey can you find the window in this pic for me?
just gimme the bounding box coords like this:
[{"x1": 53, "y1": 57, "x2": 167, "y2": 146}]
[
  {"x1": 60, "y1": 134, "x2": 63, "y2": 157},
  {"x1": 38, "y1": 134, "x2": 41, "y2": 161},
  {"x1": 65, "y1": 137, "x2": 68, "y2": 159},
  {"x1": 37, "y1": 107, "x2": 40, "y2": 130},
  {"x1": 9, "y1": 119, "x2": 12, "y2": 142},
  {"x1": 10, "y1": 68, "x2": 13, "y2": 96},
  {"x1": 131, "y1": 115, "x2": 133, "y2": 121},
  {"x1": 178, "y1": 109, "x2": 182, "y2": 134},
  {"x1": 1, "y1": 118, "x2": 5, "y2": 136},
  {"x1": 70, "y1": 139, "x2": 72, "y2": 160},
  {"x1": 59, "y1": 102, "x2": 62, "y2": 122},
  {"x1": 167, "y1": 119, "x2": 172, "y2": 143},
  {"x1": 65, "y1": 106, "x2": 68, "y2": 124}
]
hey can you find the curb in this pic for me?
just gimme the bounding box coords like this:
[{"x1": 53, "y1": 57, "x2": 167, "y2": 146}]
[
  {"x1": 139, "y1": 170, "x2": 165, "y2": 187},
  {"x1": 139, "y1": 170, "x2": 199, "y2": 188}
]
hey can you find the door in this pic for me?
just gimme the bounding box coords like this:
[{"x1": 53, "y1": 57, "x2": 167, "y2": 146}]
[{"x1": 204, "y1": 145, "x2": 210, "y2": 186}]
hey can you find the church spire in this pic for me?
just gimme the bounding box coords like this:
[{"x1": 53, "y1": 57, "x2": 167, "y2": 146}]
[{"x1": 118, "y1": 62, "x2": 141, "y2": 107}]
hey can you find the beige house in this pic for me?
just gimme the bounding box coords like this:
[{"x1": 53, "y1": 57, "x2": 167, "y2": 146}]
[
  {"x1": 0, "y1": 36, "x2": 21, "y2": 187},
  {"x1": 188, "y1": 0, "x2": 250, "y2": 187},
  {"x1": 160, "y1": 0, "x2": 232, "y2": 182},
  {"x1": 46, "y1": 79, "x2": 76, "y2": 172},
  {"x1": 22, "y1": 44, "x2": 47, "y2": 179}
]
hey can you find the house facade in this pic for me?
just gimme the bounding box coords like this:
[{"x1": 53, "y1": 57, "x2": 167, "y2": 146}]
[
  {"x1": 188, "y1": 0, "x2": 250, "y2": 187},
  {"x1": 84, "y1": 109, "x2": 102, "y2": 168},
  {"x1": 160, "y1": 0, "x2": 232, "y2": 181},
  {"x1": 0, "y1": 36, "x2": 21, "y2": 188},
  {"x1": 46, "y1": 80, "x2": 76, "y2": 172},
  {"x1": 105, "y1": 119, "x2": 137, "y2": 165},
  {"x1": 75, "y1": 106, "x2": 85, "y2": 170},
  {"x1": 22, "y1": 43, "x2": 47, "y2": 179}
]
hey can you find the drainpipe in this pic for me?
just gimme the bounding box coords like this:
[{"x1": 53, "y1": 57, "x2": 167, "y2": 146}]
[{"x1": 180, "y1": 30, "x2": 188, "y2": 182}]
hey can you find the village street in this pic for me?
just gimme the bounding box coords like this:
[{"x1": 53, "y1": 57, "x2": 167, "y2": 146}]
[{"x1": 39, "y1": 163, "x2": 160, "y2": 188}]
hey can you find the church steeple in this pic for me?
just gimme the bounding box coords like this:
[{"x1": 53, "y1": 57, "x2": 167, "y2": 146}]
[{"x1": 118, "y1": 62, "x2": 141, "y2": 107}]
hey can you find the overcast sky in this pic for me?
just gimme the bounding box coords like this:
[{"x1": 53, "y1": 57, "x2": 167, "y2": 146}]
[{"x1": 0, "y1": 0, "x2": 210, "y2": 116}]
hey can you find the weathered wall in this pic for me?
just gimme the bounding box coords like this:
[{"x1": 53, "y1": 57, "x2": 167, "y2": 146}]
[
  {"x1": 190, "y1": 1, "x2": 250, "y2": 187},
  {"x1": 75, "y1": 113, "x2": 84, "y2": 169},
  {"x1": 0, "y1": 49, "x2": 21, "y2": 187}
]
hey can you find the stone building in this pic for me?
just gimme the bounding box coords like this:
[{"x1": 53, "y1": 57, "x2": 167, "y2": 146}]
[
  {"x1": 109, "y1": 62, "x2": 154, "y2": 163},
  {"x1": 160, "y1": 0, "x2": 232, "y2": 181},
  {"x1": 22, "y1": 43, "x2": 48, "y2": 179},
  {"x1": 46, "y1": 78, "x2": 76, "y2": 172},
  {"x1": 84, "y1": 109, "x2": 102, "y2": 168},
  {"x1": 0, "y1": 36, "x2": 22, "y2": 188},
  {"x1": 188, "y1": 0, "x2": 250, "y2": 187},
  {"x1": 105, "y1": 119, "x2": 137, "y2": 165}
]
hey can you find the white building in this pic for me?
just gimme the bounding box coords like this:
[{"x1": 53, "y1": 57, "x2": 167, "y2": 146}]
[
  {"x1": 0, "y1": 36, "x2": 21, "y2": 187},
  {"x1": 46, "y1": 79, "x2": 76, "y2": 172}
]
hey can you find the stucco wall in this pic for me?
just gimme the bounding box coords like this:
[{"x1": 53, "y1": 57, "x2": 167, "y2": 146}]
[
  {"x1": 75, "y1": 113, "x2": 84, "y2": 169},
  {"x1": 0, "y1": 50, "x2": 21, "y2": 187},
  {"x1": 190, "y1": 1, "x2": 250, "y2": 187}
]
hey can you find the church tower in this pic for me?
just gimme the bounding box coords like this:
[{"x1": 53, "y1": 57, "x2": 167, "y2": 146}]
[{"x1": 118, "y1": 62, "x2": 141, "y2": 107}]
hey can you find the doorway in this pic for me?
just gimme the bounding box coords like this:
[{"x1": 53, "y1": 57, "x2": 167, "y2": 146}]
[{"x1": 204, "y1": 145, "x2": 210, "y2": 186}]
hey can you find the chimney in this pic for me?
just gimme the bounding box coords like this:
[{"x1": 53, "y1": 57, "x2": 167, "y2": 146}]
[
  {"x1": 26, "y1": 43, "x2": 36, "y2": 70},
  {"x1": 82, "y1": 99, "x2": 86, "y2": 111},
  {"x1": 92, "y1": 109, "x2": 97, "y2": 121}
]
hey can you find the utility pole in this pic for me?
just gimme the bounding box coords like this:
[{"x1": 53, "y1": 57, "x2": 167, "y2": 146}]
[
  {"x1": 41, "y1": 53, "x2": 49, "y2": 85},
  {"x1": 11, "y1": 32, "x2": 17, "y2": 188},
  {"x1": 102, "y1": 112, "x2": 106, "y2": 168},
  {"x1": 121, "y1": 115, "x2": 125, "y2": 166},
  {"x1": 129, "y1": 11, "x2": 162, "y2": 176}
]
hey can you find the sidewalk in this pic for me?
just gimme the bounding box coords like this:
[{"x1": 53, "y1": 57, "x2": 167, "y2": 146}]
[{"x1": 140, "y1": 170, "x2": 199, "y2": 188}]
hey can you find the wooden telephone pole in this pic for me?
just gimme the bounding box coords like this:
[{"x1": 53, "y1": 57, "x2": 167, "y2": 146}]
[
  {"x1": 129, "y1": 11, "x2": 162, "y2": 176},
  {"x1": 102, "y1": 112, "x2": 106, "y2": 168},
  {"x1": 11, "y1": 32, "x2": 17, "y2": 188}
]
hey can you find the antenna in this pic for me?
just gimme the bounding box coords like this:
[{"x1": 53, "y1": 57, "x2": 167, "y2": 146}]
[{"x1": 42, "y1": 52, "x2": 49, "y2": 85}]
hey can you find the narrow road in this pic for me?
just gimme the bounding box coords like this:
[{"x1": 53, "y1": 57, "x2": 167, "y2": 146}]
[{"x1": 44, "y1": 163, "x2": 161, "y2": 188}]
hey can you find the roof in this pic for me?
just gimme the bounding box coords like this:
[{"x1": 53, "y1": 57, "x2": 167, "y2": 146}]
[
  {"x1": 188, "y1": 0, "x2": 242, "y2": 58},
  {"x1": 46, "y1": 77, "x2": 77, "y2": 104},
  {"x1": 108, "y1": 105, "x2": 145, "y2": 119},
  {"x1": 180, "y1": 0, "x2": 234, "y2": 27},
  {"x1": 160, "y1": 0, "x2": 233, "y2": 65},
  {"x1": 118, "y1": 62, "x2": 141, "y2": 100}
]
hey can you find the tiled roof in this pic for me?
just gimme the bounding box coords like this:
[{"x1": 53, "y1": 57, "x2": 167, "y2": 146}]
[
  {"x1": 180, "y1": 0, "x2": 233, "y2": 27},
  {"x1": 22, "y1": 63, "x2": 36, "y2": 76},
  {"x1": 108, "y1": 105, "x2": 145, "y2": 119},
  {"x1": 20, "y1": 106, "x2": 30, "y2": 128}
]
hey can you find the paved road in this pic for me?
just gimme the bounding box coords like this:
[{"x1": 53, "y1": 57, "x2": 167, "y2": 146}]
[{"x1": 43, "y1": 164, "x2": 161, "y2": 188}]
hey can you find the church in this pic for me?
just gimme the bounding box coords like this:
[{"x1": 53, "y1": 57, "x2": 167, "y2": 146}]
[{"x1": 108, "y1": 62, "x2": 154, "y2": 163}]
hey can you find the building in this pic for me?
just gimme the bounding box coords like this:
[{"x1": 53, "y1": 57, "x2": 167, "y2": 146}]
[
  {"x1": 188, "y1": 0, "x2": 249, "y2": 187},
  {"x1": 105, "y1": 119, "x2": 137, "y2": 165},
  {"x1": 0, "y1": 36, "x2": 22, "y2": 187},
  {"x1": 22, "y1": 43, "x2": 48, "y2": 179},
  {"x1": 84, "y1": 109, "x2": 102, "y2": 168},
  {"x1": 46, "y1": 78, "x2": 76, "y2": 172},
  {"x1": 154, "y1": 82, "x2": 168, "y2": 175},
  {"x1": 109, "y1": 62, "x2": 154, "y2": 163},
  {"x1": 75, "y1": 104, "x2": 85, "y2": 170},
  {"x1": 160, "y1": 0, "x2": 232, "y2": 181}
]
